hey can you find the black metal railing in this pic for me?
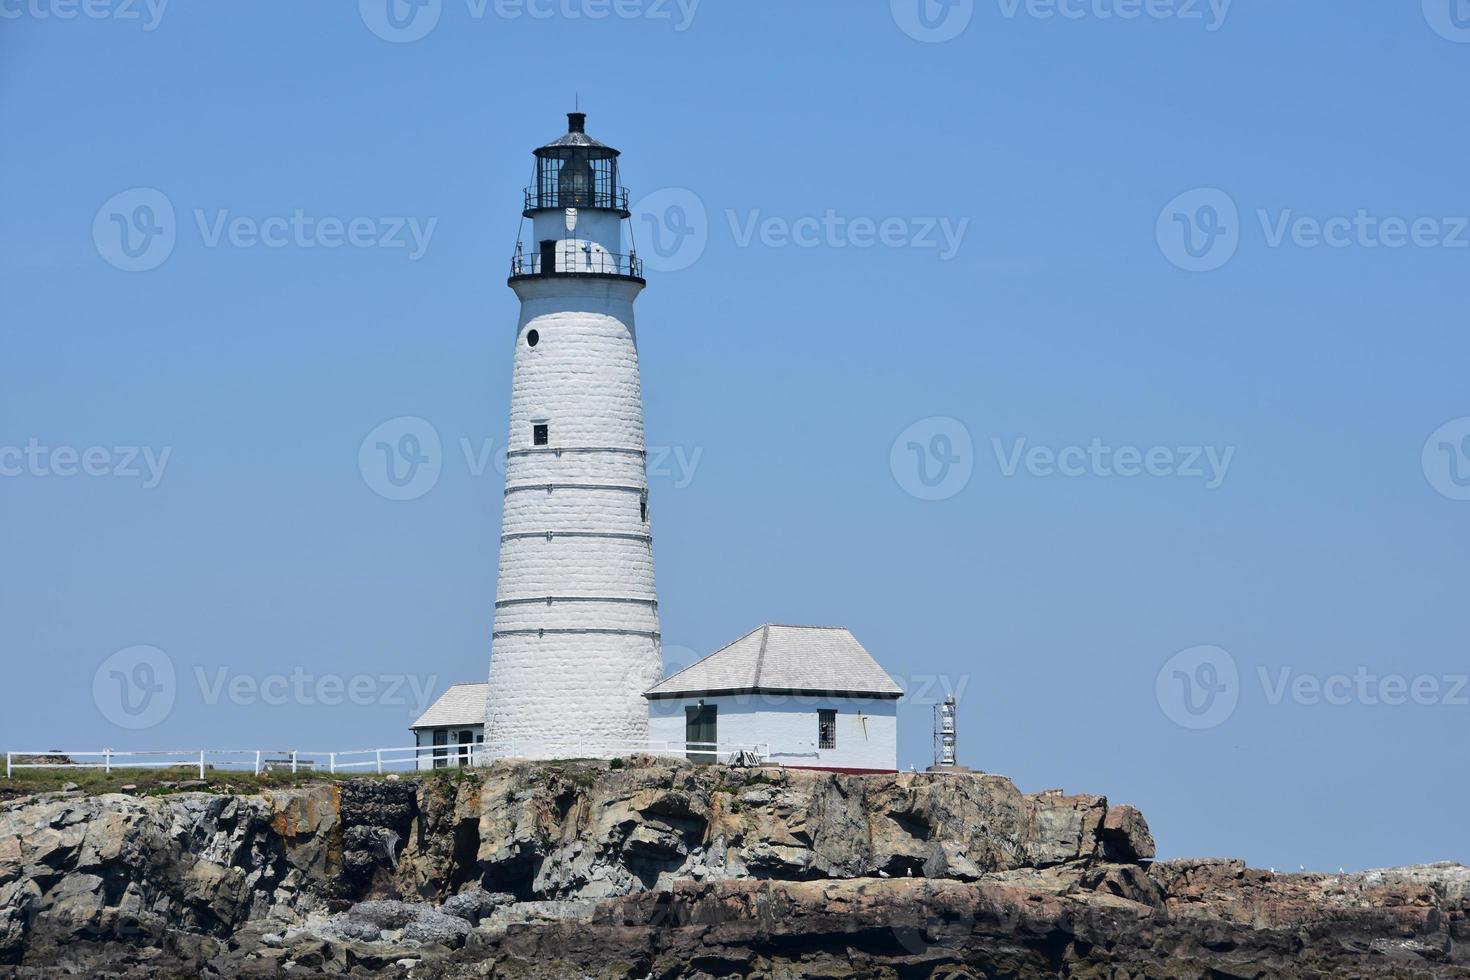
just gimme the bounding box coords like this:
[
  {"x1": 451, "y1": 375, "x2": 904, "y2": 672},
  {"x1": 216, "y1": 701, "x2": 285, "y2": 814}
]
[
  {"x1": 510, "y1": 247, "x2": 643, "y2": 279},
  {"x1": 523, "y1": 185, "x2": 631, "y2": 214}
]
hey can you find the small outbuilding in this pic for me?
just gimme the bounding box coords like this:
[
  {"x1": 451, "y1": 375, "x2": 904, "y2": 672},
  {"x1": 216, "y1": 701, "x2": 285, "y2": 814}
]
[
  {"x1": 644, "y1": 625, "x2": 903, "y2": 773},
  {"x1": 410, "y1": 682, "x2": 487, "y2": 770}
]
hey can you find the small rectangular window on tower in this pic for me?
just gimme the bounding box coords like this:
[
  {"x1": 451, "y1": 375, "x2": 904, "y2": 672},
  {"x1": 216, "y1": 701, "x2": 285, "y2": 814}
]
[
  {"x1": 818, "y1": 709, "x2": 837, "y2": 750},
  {"x1": 532, "y1": 423, "x2": 549, "y2": 447}
]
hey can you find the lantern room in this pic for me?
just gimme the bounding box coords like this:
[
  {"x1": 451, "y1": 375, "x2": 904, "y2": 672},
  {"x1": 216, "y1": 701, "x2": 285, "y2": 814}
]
[{"x1": 524, "y1": 112, "x2": 630, "y2": 216}]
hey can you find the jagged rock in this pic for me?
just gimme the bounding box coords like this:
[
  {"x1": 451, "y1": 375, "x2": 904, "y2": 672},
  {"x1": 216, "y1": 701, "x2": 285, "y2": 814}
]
[
  {"x1": 922, "y1": 840, "x2": 982, "y2": 880},
  {"x1": 344, "y1": 900, "x2": 432, "y2": 931},
  {"x1": 1101, "y1": 803, "x2": 1156, "y2": 861},
  {"x1": 440, "y1": 888, "x2": 515, "y2": 924},
  {"x1": 321, "y1": 917, "x2": 383, "y2": 942},
  {"x1": 400, "y1": 909, "x2": 470, "y2": 947},
  {"x1": 0, "y1": 763, "x2": 1463, "y2": 977}
]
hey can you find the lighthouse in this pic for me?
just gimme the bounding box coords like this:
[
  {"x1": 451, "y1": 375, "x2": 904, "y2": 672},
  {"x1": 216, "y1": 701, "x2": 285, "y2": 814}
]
[{"x1": 483, "y1": 112, "x2": 661, "y2": 760}]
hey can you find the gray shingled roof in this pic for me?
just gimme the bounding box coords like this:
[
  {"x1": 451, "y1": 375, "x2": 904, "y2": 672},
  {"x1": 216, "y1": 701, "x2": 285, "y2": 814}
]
[
  {"x1": 645, "y1": 626, "x2": 903, "y2": 700},
  {"x1": 411, "y1": 682, "x2": 488, "y2": 729}
]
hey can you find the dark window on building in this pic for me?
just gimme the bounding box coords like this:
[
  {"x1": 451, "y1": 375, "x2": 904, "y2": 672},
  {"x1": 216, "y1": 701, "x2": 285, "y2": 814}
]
[
  {"x1": 526, "y1": 329, "x2": 539, "y2": 347},
  {"x1": 640, "y1": 490, "x2": 648, "y2": 522},
  {"x1": 818, "y1": 709, "x2": 837, "y2": 750},
  {"x1": 533, "y1": 423, "x2": 549, "y2": 446},
  {"x1": 432, "y1": 729, "x2": 448, "y2": 769}
]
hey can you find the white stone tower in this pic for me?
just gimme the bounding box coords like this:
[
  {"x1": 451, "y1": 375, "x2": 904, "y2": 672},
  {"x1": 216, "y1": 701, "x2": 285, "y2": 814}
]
[{"x1": 484, "y1": 112, "x2": 661, "y2": 760}]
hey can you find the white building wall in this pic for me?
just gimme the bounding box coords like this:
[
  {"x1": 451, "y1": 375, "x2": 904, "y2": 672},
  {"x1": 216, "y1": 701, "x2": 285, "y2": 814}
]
[
  {"x1": 646, "y1": 695, "x2": 899, "y2": 772},
  {"x1": 531, "y1": 208, "x2": 621, "y2": 256},
  {"x1": 485, "y1": 273, "x2": 662, "y2": 761},
  {"x1": 413, "y1": 726, "x2": 484, "y2": 771}
]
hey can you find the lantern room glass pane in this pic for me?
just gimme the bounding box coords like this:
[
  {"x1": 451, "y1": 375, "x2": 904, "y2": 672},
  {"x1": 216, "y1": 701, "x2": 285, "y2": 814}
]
[{"x1": 534, "y1": 151, "x2": 621, "y2": 211}]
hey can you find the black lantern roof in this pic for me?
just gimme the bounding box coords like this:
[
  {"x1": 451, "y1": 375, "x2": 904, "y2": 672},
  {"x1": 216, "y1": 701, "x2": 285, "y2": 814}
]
[{"x1": 535, "y1": 112, "x2": 619, "y2": 159}]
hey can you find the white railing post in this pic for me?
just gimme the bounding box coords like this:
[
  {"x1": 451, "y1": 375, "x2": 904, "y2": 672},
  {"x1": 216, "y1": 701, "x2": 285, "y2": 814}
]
[
  {"x1": 376, "y1": 749, "x2": 383, "y2": 775},
  {"x1": 199, "y1": 750, "x2": 206, "y2": 780},
  {"x1": 104, "y1": 749, "x2": 112, "y2": 775},
  {"x1": 5, "y1": 753, "x2": 10, "y2": 780},
  {"x1": 329, "y1": 753, "x2": 337, "y2": 775},
  {"x1": 291, "y1": 751, "x2": 298, "y2": 775},
  {"x1": 254, "y1": 751, "x2": 261, "y2": 777}
]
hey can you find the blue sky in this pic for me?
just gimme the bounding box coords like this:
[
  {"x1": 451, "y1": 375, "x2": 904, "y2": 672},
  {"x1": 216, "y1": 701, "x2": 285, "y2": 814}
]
[{"x1": 2, "y1": 0, "x2": 1468, "y2": 872}]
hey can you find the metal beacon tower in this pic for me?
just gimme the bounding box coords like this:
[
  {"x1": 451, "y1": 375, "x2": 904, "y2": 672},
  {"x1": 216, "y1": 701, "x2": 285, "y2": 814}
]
[{"x1": 483, "y1": 112, "x2": 660, "y2": 761}]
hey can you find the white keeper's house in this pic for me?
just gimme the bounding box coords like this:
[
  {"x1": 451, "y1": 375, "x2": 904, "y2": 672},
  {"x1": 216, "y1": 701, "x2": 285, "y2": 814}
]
[
  {"x1": 412, "y1": 625, "x2": 904, "y2": 772},
  {"x1": 645, "y1": 625, "x2": 903, "y2": 773},
  {"x1": 410, "y1": 682, "x2": 486, "y2": 770}
]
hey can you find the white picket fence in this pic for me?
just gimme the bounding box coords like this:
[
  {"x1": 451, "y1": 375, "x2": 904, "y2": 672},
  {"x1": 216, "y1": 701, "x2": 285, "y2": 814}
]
[{"x1": 3, "y1": 741, "x2": 771, "y2": 779}]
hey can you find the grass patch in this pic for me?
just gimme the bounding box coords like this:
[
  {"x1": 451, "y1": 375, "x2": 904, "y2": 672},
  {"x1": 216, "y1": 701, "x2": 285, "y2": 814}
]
[{"x1": 0, "y1": 763, "x2": 412, "y2": 803}]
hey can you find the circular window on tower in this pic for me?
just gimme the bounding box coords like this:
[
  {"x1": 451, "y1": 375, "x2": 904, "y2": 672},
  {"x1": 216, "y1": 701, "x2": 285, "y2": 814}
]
[{"x1": 526, "y1": 329, "x2": 540, "y2": 348}]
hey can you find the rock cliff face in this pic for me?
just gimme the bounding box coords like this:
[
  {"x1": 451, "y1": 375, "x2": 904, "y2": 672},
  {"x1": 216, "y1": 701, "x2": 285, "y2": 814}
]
[{"x1": 0, "y1": 757, "x2": 1464, "y2": 978}]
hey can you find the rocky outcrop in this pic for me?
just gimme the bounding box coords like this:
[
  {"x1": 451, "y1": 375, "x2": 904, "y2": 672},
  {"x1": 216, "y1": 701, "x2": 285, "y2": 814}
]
[
  {"x1": 0, "y1": 758, "x2": 1463, "y2": 978},
  {"x1": 462, "y1": 761, "x2": 1142, "y2": 900}
]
